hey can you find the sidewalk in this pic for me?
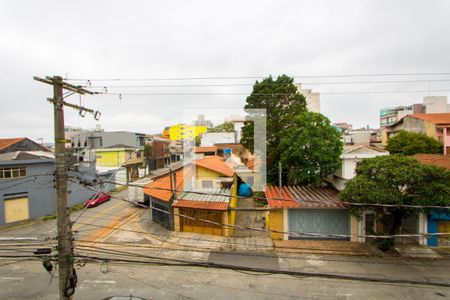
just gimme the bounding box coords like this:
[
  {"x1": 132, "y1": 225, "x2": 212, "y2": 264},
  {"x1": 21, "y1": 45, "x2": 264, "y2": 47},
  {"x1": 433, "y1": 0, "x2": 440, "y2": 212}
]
[{"x1": 136, "y1": 210, "x2": 273, "y2": 251}]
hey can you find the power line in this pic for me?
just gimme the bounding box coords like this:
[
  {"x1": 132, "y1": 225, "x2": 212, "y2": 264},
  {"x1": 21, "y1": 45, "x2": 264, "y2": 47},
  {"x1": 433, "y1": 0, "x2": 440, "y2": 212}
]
[
  {"x1": 93, "y1": 89, "x2": 450, "y2": 96},
  {"x1": 82, "y1": 78, "x2": 450, "y2": 89},
  {"x1": 66, "y1": 72, "x2": 450, "y2": 82}
]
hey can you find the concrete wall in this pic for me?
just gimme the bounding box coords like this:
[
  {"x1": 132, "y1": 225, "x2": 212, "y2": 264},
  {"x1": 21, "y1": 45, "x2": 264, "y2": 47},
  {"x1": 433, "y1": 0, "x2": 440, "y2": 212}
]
[
  {"x1": 72, "y1": 131, "x2": 144, "y2": 149},
  {"x1": 0, "y1": 161, "x2": 96, "y2": 226}
]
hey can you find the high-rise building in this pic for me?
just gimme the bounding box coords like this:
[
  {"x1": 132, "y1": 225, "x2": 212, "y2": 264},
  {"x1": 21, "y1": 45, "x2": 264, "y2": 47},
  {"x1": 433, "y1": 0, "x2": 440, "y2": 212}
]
[
  {"x1": 296, "y1": 83, "x2": 320, "y2": 113},
  {"x1": 379, "y1": 96, "x2": 449, "y2": 128},
  {"x1": 193, "y1": 114, "x2": 213, "y2": 128}
]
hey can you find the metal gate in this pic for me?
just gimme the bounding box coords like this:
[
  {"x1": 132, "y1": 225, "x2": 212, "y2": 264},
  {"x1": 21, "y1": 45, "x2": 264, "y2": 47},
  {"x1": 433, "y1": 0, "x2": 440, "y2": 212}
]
[
  {"x1": 180, "y1": 208, "x2": 223, "y2": 236},
  {"x1": 289, "y1": 209, "x2": 349, "y2": 240}
]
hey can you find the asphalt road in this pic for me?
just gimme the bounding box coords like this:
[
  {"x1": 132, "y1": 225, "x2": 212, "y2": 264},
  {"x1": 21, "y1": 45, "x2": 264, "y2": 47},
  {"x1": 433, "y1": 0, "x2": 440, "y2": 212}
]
[{"x1": 1, "y1": 259, "x2": 449, "y2": 300}]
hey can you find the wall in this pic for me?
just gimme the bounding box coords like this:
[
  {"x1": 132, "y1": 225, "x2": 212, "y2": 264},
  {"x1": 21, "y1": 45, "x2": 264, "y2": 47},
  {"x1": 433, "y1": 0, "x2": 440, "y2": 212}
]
[
  {"x1": 95, "y1": 149, "x2": 131, "y2": 167},
  {"x1": 268, "y1": 209, "x2": 284, "y2": 240},
  {"x1": 0, "y1": 161, "x2": 95, "y2": 226},
  {"x1": 72, "y1": 131, "x2": 144, "y2": 149},
  {"x1": 195, "y1": 166, "x2": 223, "y2": 188}
]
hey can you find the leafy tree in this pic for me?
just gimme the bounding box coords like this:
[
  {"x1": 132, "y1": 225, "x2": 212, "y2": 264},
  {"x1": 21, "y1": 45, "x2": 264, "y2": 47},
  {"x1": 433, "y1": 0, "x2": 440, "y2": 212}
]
[
  {"x1": 279, "y1": 112, "x2": 343, "y2": 184},
  {"x1": 209, "y1": 122, "x2": 234, "y2": 133},
  {"x1": 240, "y1": 75, "x2": 307, "y2": 182},
  {"x1": 340, "y1": 155, "x2": 450, "y2": 238},
  {"x1": 143, "y1": 144, "x2": 154, "y2": 158},
  {"x1": 386, "y1": 130, "x2": 442, "y2": 155}
]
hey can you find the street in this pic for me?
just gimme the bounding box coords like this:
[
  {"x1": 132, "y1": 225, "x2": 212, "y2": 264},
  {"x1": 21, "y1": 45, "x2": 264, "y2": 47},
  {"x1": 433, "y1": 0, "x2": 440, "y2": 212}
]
[
  {"x1": 1, "y1": 188, "x2": 450, "y2": 299},
  {"x1": 0, "y1": 260, "x2": 449, "y2": 300}
]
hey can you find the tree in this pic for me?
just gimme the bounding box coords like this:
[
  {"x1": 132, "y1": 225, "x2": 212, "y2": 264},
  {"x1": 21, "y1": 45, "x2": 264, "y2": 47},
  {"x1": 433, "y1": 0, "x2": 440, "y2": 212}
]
[
  {"x1": 340, "y1": 155, "x2": 450, "y2": 238},
  {"x1": 279, "y1": 112, "x2": 343, "y2": 185},
  {"x1": 209, "y1": 122, "x2": 234, "y2": 133},
  {"x1": 144, "y1": 144, "x2": 154, "y2": 158},
  {"x1": 240, "y1": 75, "x2": 307, "y2": 182},
  {"x1": 386, "y1": 130, "x2": 442, "y2": 155}
]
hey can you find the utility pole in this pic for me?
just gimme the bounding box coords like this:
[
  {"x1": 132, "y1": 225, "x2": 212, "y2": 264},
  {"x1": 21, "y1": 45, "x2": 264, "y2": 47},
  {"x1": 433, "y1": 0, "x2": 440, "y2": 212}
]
[
  {"x1": 278, "y1": 162, "x2": 282, "y2": 198},
  {"x1": 34, "y1": 76, "x2": 99, "y2": 300}
]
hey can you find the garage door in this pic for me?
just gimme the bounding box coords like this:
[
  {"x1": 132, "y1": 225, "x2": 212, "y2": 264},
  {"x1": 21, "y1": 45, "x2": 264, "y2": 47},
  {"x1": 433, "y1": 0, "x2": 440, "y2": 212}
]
[
  {"x1": 4, "y1": 197, "x2": 29, "y2": 223},
  {"x1": 180, "y1": 208, "x2": 223, "y2": 236},
  {"x1": 438, "y1": 221, "x2": 450, "y2": 246},
  {"x1": 289, "y1": 209, "x2": 349, "y2": 240}
]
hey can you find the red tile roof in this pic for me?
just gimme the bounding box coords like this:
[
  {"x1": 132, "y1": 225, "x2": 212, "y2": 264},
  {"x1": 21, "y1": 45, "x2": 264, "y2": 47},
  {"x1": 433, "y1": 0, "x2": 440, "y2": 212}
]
[
  {"x1": 194, "y1": 146, "x2": 217, "y2": 153},
  {"x1": 409, "y1": 113, "x2": 450, "y2": 125},
  {"x1": 0, "y1": 138, "x2": 25, "y2": 151},
  {"x1": 144, "y1": 167, "x2": 193, "y2": 201},
  {"x1": 172, "y1": 200, "x2": 228, "y2": 210},
  {"x1": 265, "y1": 185, "x2": 345, "y2": 209},
  {"x1": 413, "y1": 154, "x2": 450, "y2": 170},
  {"x1": 194, "y1": 156, "x2": 235, "y2": 177}
]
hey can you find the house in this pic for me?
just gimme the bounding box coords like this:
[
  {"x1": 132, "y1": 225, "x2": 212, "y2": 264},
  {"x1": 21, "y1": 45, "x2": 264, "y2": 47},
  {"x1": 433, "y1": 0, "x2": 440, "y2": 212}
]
[
  {"x1": 143, "y1": 156, "x2": 236, "y2": 231},
  {"x1": 0, "y1": 151, "x2": 95, "y2": 226},
  {"x1": 0, "y1": 138, "x2": 49, "y2": 154},
  {"x1": 94, "y1": 145, "x2": 147, "y2": 182},
  {"x1": 71, "y1": 130, "x2": 146, "y2": 150},
  {"x1": 194, "y1": 146, "x2": 217, "y2": 160},
  {"x1": 382, "y1": 113, "x2": 450, "y2": 154},
  {"x1": 412, "y1": 154, "x2": 450, "y2": 247},
  {"x1": 265, "y1": 185, "x2": 357, "y2": 241},
  {"x1": 172, "y1": 187, "x2": 237, "y2": 236},
  {"x1": 327, "y1": 145, "x2": 389, "y2": 191},
  {"x1": 145, "y1": 135, "x2": 171, "y2": 170}
]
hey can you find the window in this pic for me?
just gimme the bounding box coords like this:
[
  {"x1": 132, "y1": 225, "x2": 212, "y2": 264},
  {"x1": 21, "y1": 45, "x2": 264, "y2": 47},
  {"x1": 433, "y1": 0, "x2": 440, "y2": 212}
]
[
  {"x1": 201, "y1": 180, "x2": 213, "y2": 188},
  {"x1": 0, "y1": 167, "x2": 26, "y2": 179}
]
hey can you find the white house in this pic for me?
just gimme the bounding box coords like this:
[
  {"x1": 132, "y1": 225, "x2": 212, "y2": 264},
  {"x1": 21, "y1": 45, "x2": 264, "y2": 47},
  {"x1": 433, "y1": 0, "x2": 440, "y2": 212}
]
[
  {"x1": 328, "y1": 145, "x2": 389, "y2": 191},
  {"x1": 200, "y1": 132, "x2": 236, "y2": 147}
]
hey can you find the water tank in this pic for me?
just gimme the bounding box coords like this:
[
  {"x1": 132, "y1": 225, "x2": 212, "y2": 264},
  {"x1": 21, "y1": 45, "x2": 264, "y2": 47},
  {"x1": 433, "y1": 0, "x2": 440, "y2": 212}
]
[{"x1": 238, "y1": 183, "x2": 253, "y2": 197}]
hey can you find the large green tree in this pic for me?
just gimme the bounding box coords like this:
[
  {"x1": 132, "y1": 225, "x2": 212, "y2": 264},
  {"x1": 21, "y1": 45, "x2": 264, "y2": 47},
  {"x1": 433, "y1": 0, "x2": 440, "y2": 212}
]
[
  {"x1": 279, "y1": 112, "x2": 343, "y2": 184},
  {"x1": 340, "y1": 155, "x2": 450, "y2": 236},
  {"x1": 208, "y1": 122, "x2": 234, "y2": 133},
  {"x1": 386, "y1": 130, "x2": 442, "y2": 155},
  {"x1": 240, "y1": 75, "x2": 307, "y2": 182}
]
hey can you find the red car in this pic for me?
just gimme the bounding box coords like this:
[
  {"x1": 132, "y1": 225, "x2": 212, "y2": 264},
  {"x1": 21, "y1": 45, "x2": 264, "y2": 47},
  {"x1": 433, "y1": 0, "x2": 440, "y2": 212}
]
[{"x1": 84, "y1": 192, "x2": 111, "y2": 208}]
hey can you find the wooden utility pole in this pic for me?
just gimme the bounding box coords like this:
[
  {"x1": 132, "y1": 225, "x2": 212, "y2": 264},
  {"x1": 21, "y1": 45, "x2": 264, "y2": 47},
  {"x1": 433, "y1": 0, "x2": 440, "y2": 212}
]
[{"x1": 34, "y1": 76, "x2": 98, "y2": 300}]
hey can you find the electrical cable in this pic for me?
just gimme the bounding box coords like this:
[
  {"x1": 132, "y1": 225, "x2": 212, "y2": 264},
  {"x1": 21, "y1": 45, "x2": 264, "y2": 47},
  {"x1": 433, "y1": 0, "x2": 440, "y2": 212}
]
[{"x1": 66, "y1": 72, "x2": 450, "y2": 81}]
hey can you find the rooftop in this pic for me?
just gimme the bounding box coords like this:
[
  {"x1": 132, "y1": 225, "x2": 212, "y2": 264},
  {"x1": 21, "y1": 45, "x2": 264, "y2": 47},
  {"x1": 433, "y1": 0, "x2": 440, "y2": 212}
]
[
  {"x1": 0, "y1": 138, "x2": 25, "y2": 151},
  {"x1": 194, "y1": 146, "x2": 217, "y2": 153},
  {"x1": 0, "y1": 151, "x2": 54, "y2": 161},
  {"x1": 409, "y1": 113, "x2": 450, "y2": 124},
  {"x1": 144, "y1": 166, "x2": 193, "y2": 202},
  {"x1": 265, "y1": 185, "x2": 345, "y2": 209},
  {"x1": 412, "y1": 154, "x2": 450, "y2": 170},
  {"x1": 173, "y1": 188, "x2": 231, "y2": 210},
  {"x1": 193, "y1": 156, "x2": 235, "y2": 177}
]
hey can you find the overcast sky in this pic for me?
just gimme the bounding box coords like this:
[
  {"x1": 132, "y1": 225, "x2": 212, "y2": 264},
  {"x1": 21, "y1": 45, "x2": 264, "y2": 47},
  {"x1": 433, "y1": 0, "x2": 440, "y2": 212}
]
[{"x1": 1, "y1": 0, "x2": 450, "y2": 143}]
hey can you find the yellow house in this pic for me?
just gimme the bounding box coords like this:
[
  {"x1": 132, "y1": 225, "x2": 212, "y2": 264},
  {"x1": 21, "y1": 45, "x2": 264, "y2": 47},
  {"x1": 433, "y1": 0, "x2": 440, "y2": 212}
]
[
  {"x1": 165, "y1": 124, "x2": 207, "y2": 141},
  {"x1": 94, "y1": 145, "x2": 135, "y2": 167},
  {"x1": 171, "y1": 156, "x2": 238, "y2": 236}
]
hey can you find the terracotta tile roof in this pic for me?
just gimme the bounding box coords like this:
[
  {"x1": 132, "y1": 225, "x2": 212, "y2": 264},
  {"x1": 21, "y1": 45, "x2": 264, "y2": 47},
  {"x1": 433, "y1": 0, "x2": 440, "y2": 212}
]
[
  {"x1": 144, "y1": 166, "x2": 193, "y2": 202},
  {"x1": 194, "y1": 146, "x2": 217, "y2": 153},
  {"x1": 0, "y1": 138, "x2": 25, "y2": 151},
  {"x1": 412, "y1": 154, "x2": 450, "y2": 170},
  {"x1": 173, "y1": 188, "x2": 231, "y2": 210},
  {"x1": 265, "y1": 185, "x2": 345, "y2": 209},
  {"x1": 194, "y1": 156, "x2": 235, "y2": 177},
  {"x1": 409, "y1": 113, "x2": 450, "y2": 125}
]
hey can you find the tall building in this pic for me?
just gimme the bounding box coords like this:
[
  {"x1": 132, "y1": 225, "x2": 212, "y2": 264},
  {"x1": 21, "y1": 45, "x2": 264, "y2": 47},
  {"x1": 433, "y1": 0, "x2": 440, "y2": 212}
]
[
  {"x1": 296, "y1": 83, "x2": 320, "y2": 113},
  {"x1": 379, "y1": 96, "x2": 449, "y2": 127},
  {"x1": 164, "y1": 124, "x2": 208, "y2": 141},
  {"x1": 193, "y1": 114, "x2": 213, "y2": 128}
]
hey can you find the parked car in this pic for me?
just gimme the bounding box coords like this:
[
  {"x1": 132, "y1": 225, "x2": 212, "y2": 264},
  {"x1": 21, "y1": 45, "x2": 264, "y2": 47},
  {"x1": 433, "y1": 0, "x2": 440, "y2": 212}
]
[{"x1": 84, "y1": 192, "x2": 111, "y2": 208}]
